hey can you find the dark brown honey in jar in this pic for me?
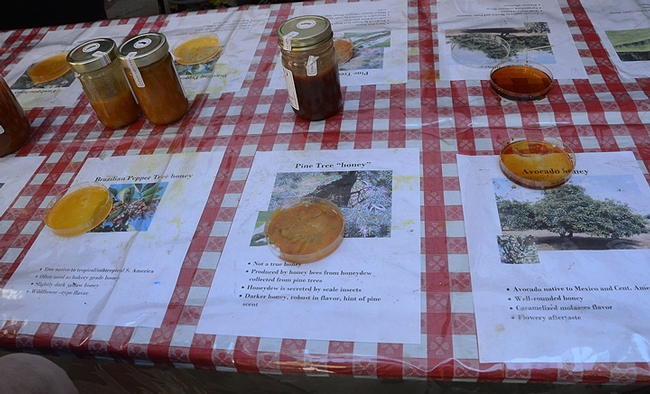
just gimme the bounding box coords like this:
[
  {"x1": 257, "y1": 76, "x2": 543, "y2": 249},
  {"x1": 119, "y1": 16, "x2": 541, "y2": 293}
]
[
  {"x1": 277, "y1": 15, "x2": 342, "y2": 121},
  {"x1": 118, "y1": 33, "x2": 188, "y2": 125},
  {"x1": 67, "y1": 38, "x2": 141, "y2": 129},
  {"x1": 0, "y1": 76, "x2": 31, "y2": 157}
]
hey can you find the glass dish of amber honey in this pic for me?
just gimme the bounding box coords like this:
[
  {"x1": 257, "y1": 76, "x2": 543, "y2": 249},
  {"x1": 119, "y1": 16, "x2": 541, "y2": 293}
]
[
  {"x1": 264, "y1": 197, "x2": 344, "y2": 264},
  {"x1": 27, "y1": 53, "x2": 71, "y2": 84},
  {"x1": 499, "y1": 138, "x2": 576, "y2": 190},
  {"x1": 172, "y1": 34, "x2": 222, "y2": 66},
  {"x1": 44, "y1": 183, "x2": 113, "y2": 237},
  {"x1": 490, "y1": 60, "x2": 553, "y2": 101}
]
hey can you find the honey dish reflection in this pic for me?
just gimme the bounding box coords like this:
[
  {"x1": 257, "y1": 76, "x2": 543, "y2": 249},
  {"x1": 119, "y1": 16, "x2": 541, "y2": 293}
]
[
  {"x1": 264, "y1": 197, "x2": 344, "y2": 264},
  {"x1": 499, "y1": 139, "x2": 576, "y2": 190},
  {"x1": 173, "y1": 35, "x2": 222, "y2": 66},
  {"x1": 27, "y1": 53, "x2": 71, "y2": 84}
]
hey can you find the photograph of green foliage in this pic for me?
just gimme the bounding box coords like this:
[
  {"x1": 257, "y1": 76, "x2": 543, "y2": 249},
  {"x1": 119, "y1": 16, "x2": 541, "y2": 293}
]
[
  {"x1": 605, "y1": 28, "x2": 650, "y2": 62},
  {"x1": 497, "y1": 234, "x2": 540, "y2": 264},
  {"x1": 494, "y1": 176, "x2": 650, "y2": 252},
  {"x1": 446, "y1": 22, "x2": 555, "y2": 65},
  {"x1": 249, "y1": 170, "x2": 392, "y2": 246},
  {"x1": 92, "y1": 182, "x2": 168, "y2": 233},
  {"x1": 337, "y1": 31, "x2": 390, "y2": 71}
]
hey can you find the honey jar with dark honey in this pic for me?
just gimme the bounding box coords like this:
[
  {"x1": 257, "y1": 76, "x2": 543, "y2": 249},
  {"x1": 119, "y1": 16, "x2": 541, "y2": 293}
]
[{"x1": 277, "y1": 15, "x2": 342, "y2": 121}]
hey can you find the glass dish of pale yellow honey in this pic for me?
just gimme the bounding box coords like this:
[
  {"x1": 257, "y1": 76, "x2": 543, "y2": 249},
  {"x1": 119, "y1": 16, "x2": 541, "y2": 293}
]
[
  {"x1": 44, "y1": 183, "x2": 113, "y2": 237},
  {"x1": 499, "y1": 138, "x2": 576, "y2": 190},
  {"x1": 264, "y1": 197, "x2": 344, "y2": 264}
]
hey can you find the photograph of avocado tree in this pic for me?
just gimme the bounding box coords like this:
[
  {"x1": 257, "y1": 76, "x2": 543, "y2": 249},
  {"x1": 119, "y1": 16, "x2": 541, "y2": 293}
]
[
  {"x1": 92, "y1": 182, "x2": 168, "y2": 233},
  {"x1": 493, "y1": 175, "x2": 650, "y2": 254},
  {"x1": 250, "y1": 170, "x2": 392, "y2": 246},
  {"x1": 605, "y1": 28, "x2": 650, "y2": 62}
]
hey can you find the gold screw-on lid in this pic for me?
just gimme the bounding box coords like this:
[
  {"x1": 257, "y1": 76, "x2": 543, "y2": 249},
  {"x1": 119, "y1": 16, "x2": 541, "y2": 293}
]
[
  {"x1": 277, "y1": 15, "x2": 333, "y2": 51},
  {"x1": 66, "y1": 38, "x2": 117, "y2": 74},
  {"x1": 117, "y1": 32, "x2": 169, "y2": 68}
]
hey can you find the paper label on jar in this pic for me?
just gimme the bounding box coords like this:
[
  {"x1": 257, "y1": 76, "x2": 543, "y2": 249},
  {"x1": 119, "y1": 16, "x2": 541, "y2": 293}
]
[
  {"x1": 283, "y1": 66, "x2": 299, "y2": 110},
  {"x1": 125, "y1": 52, "x2": 145, "y2": 88},
  {"x1": 306, "y1": 56, "x2": 319, "y2": 77},
  {"x1": 91, "y1": 51, "x2": 111, "y2": 67},
  {"x1": 282, "y1": 32, "x2": 299, "y2": 51}
]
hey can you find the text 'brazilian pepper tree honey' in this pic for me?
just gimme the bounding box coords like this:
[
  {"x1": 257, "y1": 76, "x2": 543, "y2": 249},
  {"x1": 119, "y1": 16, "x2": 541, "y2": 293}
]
[
  {"x1": 277, "y1": 15, "x2": 342, "y2": 121},
  {"x1": 118, "y1": 33, "x2": 188, "y2": 126}
]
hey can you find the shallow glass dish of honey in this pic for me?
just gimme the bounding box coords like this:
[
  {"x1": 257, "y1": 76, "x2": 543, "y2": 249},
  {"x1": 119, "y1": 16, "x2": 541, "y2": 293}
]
[
  {"x1": 27, "y1": 53, "x2": 71, "y2": 84},
  {"x1": 490, "y1": 60, "x2": 553, "y2": 101},
  {"x1": 172, "y1": 34, "x2": 222, "y2": 66},
  {"x1": 264, "y1": 197, "x2": 345, "y2": 264},
  {"x1": 499, "y1": 138, "x2": 576, "y2": 190},
  {"x1": 44, "y1": 183, "x2": 113, "y2": 237}
]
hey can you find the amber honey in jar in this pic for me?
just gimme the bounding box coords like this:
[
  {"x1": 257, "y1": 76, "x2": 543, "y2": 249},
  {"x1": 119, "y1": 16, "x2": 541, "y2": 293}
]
[
  {"x1": 118, "y1": 33, "x2": 188, "y2": 125},
  {"x1": 277, "y1": 15, "x2": 342, "y2": 121},
  {"x1": 67, "y1": 38, "x2": 141, "y2": 129},
  {"x1": 0, "y1": 76, "x2": 31, "y2": 157}
]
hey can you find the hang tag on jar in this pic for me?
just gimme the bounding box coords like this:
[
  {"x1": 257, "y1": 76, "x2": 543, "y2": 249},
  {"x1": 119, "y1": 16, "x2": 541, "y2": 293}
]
[
  {"x1": 125, "y1": 52, "x2": 145, "y2": 88},
  {"x1": 91, "y1": 51, "x2": 111, "y2": 67},
  {"x1": 283, "y1": 67, "x2": 299, "y2": 110},
  {"x1": 306, "y1": 56, "x2": 319, "y2": 77},
  {"x1": 283, "y1": 32, "x2": 299, "y2": 51}
]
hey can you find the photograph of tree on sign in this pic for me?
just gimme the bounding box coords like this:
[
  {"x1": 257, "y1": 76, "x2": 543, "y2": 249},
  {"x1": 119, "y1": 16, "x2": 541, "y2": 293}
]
[
  {"x1": 605, "y1": 27, "x2": 650, "y2": 62},
  {"x1": 250, "y1": 170, "x2": 393, "y2": 246},
  {"x1": 445, "y1": 22, "x2": 556, "y2": 65},
  {"x1": 493, "y1": 175, "x2": 650, "y2": 255}
]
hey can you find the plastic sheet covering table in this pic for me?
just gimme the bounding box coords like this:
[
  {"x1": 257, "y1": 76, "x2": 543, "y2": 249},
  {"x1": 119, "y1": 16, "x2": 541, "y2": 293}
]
[{"x1": 1, "y1": 0, "x2": 650, "y2": 389}]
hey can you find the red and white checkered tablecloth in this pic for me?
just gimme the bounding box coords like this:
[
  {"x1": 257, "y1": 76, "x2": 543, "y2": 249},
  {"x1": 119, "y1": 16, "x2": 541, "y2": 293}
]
[{"x1": 1, "y1": 0, "x2": 650, "y2": 384}]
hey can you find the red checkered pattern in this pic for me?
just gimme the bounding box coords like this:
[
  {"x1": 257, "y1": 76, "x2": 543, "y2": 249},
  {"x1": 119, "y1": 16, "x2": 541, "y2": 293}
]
[{"x1": 1, "y1": 0, "x2": 650, "y2": 384}]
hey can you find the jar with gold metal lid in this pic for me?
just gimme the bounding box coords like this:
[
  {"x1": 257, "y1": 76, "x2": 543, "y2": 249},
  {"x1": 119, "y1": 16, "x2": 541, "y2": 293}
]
[
  {"x1": 67, "y1": 38, "x2": 141, "y2": 129},
  {"x1": 0, "y1": 76, "x2": 31, "y2": 157},
  {"x1": 277, "y1": 15, "x2": 342, "y2": 121},
  {"x1": 118, "y1": 33, "x2": 188, "y2": 126}
]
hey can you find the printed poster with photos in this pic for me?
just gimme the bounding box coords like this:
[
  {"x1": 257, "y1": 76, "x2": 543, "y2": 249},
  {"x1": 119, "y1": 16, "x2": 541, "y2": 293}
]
[
  {"x1": 269, "y1": 0, "x2": 409, "y2": 89},
  {"x1": 5, "y1": 25, "x2": 135, "y2": 109},
  {"x1": 458, "y1": 152, "x2": 650, "y2": 363},
  {"x1": 162, "y1": 8, "x2": 270, "y2": 97},
  {"x1": 580, "y1": 0, "x2": 650, "y2": 79},
  {"x1": 197, "y1": 148, "x2": 421, "y2": 344},
  {"x1": 0, "y1": 156, "x2": 45, "y2": 219},
  {"x1": 437, "y1": 0, "x2": 587, "y2": 81},
  {"x1": 0, "y1": 151, "x2": 224, "y2": 327}
]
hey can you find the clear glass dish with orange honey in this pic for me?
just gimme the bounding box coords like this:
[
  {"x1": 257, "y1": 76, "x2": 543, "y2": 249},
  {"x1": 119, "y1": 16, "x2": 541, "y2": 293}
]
[
  {"x1": 499, "y1": 138, "x2": 576, "y2": 189},
  {"x1": 44, "y1": 182, "x2": 113, "y2": 237},
  {"x1": 264, "y1": 197, "x2": 345, "y2": 264},
  {"x1": 27, "y1": 53, "x2": 71, "y2": 85},
  {"x1": 172, "y1": 34, "x2": 222, "y2": 66}
]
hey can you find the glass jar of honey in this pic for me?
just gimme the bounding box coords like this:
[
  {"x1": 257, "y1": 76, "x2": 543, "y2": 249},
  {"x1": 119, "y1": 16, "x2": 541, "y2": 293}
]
[
  {"x1": 0, "y1": 76, "x2": 31, "y2": 157},
  {"x1": 277, "y1": 15, "x2": 342, "y2": 121},
  {"x1": 67, "y1": 38, "x2": 141, "y2": 129},
  {"x1": 118, "y1": 33, "x2": 188, "y2": 126}
]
